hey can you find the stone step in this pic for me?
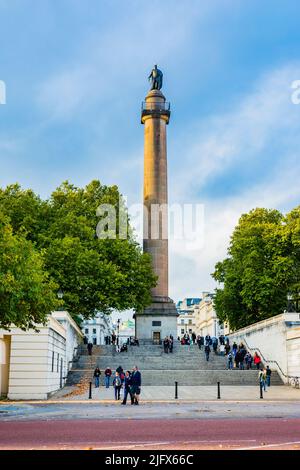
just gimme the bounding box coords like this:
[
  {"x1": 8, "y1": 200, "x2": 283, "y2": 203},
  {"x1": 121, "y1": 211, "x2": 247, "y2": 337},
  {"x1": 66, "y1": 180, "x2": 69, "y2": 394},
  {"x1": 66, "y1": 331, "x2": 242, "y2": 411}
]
[{"x1": 66, "y1": 369, "x2": 282, "y2": 386}]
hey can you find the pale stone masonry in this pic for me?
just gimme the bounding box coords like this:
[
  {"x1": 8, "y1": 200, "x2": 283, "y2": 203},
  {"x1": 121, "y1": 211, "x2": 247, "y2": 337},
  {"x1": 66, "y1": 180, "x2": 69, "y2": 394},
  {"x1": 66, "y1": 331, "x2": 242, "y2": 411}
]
[
  {"x1": 0, "y1": 311, "x2": 83, "y2": 399},
  {"x1": 229, "y1": 311, "x2": 300, "y2": 383},
  {"x1": 135, "y1": 84, "x2": 178, "y2": 343}
]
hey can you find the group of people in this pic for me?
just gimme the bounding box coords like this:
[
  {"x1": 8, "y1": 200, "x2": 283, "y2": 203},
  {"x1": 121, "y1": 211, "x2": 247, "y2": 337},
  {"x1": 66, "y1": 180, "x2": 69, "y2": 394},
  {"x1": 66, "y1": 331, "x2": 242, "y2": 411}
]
[
  {"x1": 93, "y1": 365, "x2": 142, "y2": 405},
  {"x1": 163, "y1": 335, "x2": 174, "y2": 353},
  {"x1": 226, "y1": 342, "x2": 263, "y2": 371}
]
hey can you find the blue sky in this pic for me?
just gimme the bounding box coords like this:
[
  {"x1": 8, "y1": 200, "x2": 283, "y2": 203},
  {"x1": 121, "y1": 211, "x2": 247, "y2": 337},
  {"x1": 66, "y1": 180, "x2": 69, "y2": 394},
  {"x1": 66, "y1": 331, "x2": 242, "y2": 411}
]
[{"x1": 1, "y1": 0, "x2": 300, "y2": 305}]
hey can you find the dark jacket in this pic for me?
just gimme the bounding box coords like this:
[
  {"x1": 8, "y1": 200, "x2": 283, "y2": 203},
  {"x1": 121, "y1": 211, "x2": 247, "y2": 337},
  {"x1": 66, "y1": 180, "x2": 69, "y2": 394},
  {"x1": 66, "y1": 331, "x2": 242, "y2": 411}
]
[
  {"x1": 131, "y1": 370, "x2": 141, "y2": 387},
  {"x1": 124, "y1": 375, "x2": 132, "y2": 390},
  {"x1": 94, "y1": 368, "x2": 101, "y2": 378},
  {"x1": 105, "y1": 368, "x2": 112, "y2": 377}
]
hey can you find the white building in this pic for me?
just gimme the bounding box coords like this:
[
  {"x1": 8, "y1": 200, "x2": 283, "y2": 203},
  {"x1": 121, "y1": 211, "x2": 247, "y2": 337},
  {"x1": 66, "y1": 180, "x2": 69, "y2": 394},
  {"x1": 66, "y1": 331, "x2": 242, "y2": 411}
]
[
  {"x1": 0, "y1": 311, "x2": 83, "y2": 400},
  {"x1": 177, "y1": 298, "x2": 201, "y2": 338},
  {"x1": 81, "y1": 312, "x2": 113, "y2": 345},
  {"x1": 195, "y1": 292, "x2": 223, "y2": 338}
]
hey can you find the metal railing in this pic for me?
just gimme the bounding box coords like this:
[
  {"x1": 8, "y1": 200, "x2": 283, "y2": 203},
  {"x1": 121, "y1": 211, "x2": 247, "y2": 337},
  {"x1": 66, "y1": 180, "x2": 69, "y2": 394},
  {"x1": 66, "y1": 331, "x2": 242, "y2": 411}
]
[
  {"x1": 237, "y1": 337, "x2": 299, "y2": 387},
  {"x1": 141, "y1": 101, "x2": 170, "y2": 113}
]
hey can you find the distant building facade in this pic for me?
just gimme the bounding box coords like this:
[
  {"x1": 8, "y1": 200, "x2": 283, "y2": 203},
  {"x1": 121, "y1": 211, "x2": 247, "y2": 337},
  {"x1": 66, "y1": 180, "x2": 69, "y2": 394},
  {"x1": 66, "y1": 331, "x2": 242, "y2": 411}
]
[
  {"x1": 177, "y1": 298, "x2": 201, "y2": 338},
  {"x1": 195, "y1": 292, "x2": 223, "y2": 338},
  {"x1": 81, "y1": 312, "x2": 113, "y2": 345}
]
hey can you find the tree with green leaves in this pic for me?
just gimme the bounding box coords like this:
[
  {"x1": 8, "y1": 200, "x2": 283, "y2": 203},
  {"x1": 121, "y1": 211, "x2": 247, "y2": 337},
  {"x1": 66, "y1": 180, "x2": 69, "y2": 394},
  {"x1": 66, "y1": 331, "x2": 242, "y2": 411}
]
[
  {"x1": 0, "y1": 214, "x2": 59, "y2": 330},
  {"x1": 212, "y1": 207, "x2": 300, "y2": 330},
  {"x1": 0, "y1": 181, "x2": 157, "y2": 325}
]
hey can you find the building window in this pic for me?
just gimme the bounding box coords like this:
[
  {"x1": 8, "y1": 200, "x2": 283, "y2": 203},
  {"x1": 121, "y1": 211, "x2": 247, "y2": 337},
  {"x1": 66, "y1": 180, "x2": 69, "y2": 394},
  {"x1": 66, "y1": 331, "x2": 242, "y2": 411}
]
[
  {"x1": 181, "y1": 329, "x2": 184, "y2": 335},
  {"x1": 57, "y1": 353, "x2": 59, "y2": 372},
  {"x1": 152, "y1": 321, "x2": 161, "y2": 326},
  {"x1": 188, "y1": 319, "x2": 192, "y2": 325},
  {"x1": 181, "y1": 319, "x2": 184, "y2": 325},
  {"x1": 93, "y1": 328, "x2": 96, "y2": 334},
  {"x1": 93, "y1": 338, "x2": 97, "y2": 345},
  {"x1": 52, "y1": 351, "x2": 54, "y2": 372},
  {"x1": 85, "y1": 329, "x2": 89, "y2": 334}
]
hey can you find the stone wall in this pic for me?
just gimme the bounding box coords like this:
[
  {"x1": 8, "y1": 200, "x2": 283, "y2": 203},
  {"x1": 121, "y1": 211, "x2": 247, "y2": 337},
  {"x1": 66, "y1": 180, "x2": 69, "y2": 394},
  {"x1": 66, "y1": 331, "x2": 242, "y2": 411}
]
[{"x1": 228, "y1": 312, "x2": 300, "y2": 383}]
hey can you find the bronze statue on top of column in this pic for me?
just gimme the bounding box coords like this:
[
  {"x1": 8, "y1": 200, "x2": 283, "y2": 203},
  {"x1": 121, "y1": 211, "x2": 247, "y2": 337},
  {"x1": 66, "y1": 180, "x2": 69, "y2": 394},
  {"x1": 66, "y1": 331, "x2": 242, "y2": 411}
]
[{"x1": 148, "y1": 65, "x2": 163, "y2": 90}]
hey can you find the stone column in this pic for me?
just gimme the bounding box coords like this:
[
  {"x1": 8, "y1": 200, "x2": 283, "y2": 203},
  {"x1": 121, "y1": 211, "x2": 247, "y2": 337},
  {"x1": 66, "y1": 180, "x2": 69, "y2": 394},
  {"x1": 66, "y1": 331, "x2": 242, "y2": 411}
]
[
  {"x1": 135, "y1": 84, "x2": 178, "y2": 344},
  {"x1": 142, "y1": 89, "x2": 169, "y2": 300}
]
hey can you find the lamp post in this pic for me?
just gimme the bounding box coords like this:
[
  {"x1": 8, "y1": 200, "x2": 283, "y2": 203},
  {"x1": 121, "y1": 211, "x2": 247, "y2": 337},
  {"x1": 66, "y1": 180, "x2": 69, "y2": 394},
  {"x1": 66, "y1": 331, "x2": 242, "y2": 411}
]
[
  {"x1": 117, "y1": 318, "x2": 121, "y2": 346},
  {"x1": 287, "y1": 293, "x2": 296, "y2": 313},
  {"x1": 57, "y1": 289, "x2": 64, "y2": 311}
]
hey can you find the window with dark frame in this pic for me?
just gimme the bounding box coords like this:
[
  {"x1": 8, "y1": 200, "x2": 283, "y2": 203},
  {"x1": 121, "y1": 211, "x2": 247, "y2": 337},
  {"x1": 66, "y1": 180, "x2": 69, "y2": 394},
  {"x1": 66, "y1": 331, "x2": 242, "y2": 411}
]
[{"x1": 152, "y1": 321, "x2": 161, "y2": 327}]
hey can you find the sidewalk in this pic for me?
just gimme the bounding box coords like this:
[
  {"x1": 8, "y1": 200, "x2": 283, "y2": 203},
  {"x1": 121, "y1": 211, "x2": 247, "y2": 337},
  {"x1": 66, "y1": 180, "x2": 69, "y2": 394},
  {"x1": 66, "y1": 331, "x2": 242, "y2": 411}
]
[{"x1": 49, "y1": 385, "x2": 300, "y2": 402}]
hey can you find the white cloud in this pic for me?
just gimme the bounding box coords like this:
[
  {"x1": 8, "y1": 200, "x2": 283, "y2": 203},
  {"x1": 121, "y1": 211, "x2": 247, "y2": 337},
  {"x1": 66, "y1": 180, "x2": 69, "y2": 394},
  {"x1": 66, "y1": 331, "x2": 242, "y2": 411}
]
[
  {"x1": 168, "y1": 63, "x2": 300, "y2": 301},
  {"x1": 172, "y1": 63, "x2": 300, "y2": 200}
]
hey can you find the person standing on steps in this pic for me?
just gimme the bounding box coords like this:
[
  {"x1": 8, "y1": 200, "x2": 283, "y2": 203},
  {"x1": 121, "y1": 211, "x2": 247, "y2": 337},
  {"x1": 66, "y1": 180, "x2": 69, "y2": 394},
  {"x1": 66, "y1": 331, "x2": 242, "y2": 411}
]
[
  {"x1": 104, "y1": 366, "x2": 112, "y2": 388},
  {"x1": 87, "y1": 342, "x2": 93, "y2": 356},
  {"x1": 113, "y1": 372, "x2": 122, "y2": 400},
  {"x1": 204, "y1": 343, "x2": 211, "y2": 361},
  {"x1": 131, "y1": 365, "x2": 142, "y2": 405},
  {"x1": 266, "y1": 365, "x2": 272, "y2": 387},
  {"x1": 121, "y1": 371, "x2": 134, "y2": 405},
  {"x1": 163, "y1": 336, "x2": 169, "y2": 353},
  {"x1": 227, "y1": 351, "x2": 233, "y2": 370},
  {"x1": 169, "y1": 336, "x2": 174, "y2": 353},
  {"x1": 225, "y1": 342, "x2": 231, "y2": 356},
  {"x1": 93, "y1": 367, "x2": 101, "y2": 388},
  {"x1": 254, "y1": 352, "x2": 262, "y2": 370},
  {"x1": 192, "y1": 332, "x2": 196, "y2": 344},
  {"x1": 205, "y1": 334, "x2": 212, "y2": 346}
]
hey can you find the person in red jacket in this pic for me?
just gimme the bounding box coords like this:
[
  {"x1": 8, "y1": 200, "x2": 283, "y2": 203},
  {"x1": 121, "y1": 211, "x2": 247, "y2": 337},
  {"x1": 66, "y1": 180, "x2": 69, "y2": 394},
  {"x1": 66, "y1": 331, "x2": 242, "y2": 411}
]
[{"x1": 253, "y1": 352, "x2": 261, "y2": 370}]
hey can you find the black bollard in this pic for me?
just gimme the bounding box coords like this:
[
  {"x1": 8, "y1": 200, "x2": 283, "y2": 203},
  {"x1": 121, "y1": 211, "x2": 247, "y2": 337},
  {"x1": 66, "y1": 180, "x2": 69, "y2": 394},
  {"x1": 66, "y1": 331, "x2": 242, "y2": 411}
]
[
  {"x1": 217, "y1": 381, "x2": 221, "y2": 399},
  {"x1": 175, "y1": 381, "x2": 178, "y2": 399},
  {"x1": 89, "y1": 381, "x2": 92, "y2": 399},
  {"x1": 260, "y1": 382, "x2": 263, "y2": 399}
]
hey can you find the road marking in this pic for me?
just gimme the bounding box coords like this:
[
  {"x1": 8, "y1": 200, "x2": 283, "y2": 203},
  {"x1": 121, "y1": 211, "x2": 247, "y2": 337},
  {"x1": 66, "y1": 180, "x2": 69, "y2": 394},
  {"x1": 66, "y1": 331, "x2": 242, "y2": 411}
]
[
  {"x1": 93, "y1": 439, "x2": 257, "y2": 450},
  {"x1": 237, "y1": 440, "x2": 300, "y2": 450}
]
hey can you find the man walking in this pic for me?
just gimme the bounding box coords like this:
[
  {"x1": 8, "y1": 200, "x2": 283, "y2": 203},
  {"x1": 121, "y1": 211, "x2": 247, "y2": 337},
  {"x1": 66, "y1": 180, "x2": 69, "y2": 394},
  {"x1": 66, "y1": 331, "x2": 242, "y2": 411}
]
[
  {"x1": 204, "y1": 343, "x2": 211, "y2": 361},
  {"x1": 259, "y1": 368, "x2": 267, "y2": 392},
  {"x1": 131, "y1": 365, "x2": 142, "y2": 405},
  {"x1": 87, "y1": 342, "x2": 93, "y2": 356},
  {"x1": 121, "y1": 371, "x2": 134, "y2": 405}
]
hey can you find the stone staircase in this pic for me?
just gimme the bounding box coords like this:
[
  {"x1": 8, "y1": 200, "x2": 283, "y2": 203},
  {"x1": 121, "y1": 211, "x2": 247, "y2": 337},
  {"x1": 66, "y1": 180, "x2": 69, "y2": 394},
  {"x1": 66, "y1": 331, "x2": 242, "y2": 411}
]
[{"x1": 66, "y1": 343, "x2": 283, "y2": 386}]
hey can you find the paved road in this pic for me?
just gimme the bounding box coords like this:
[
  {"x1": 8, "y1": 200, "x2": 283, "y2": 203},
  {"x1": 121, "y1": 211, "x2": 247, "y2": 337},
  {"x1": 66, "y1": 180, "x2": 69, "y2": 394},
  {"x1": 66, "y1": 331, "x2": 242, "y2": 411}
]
[
  {"x1": 1, "y1": 418, "x2": 300, "y2": 450},
  {"x1": 2, "y1": 401, "x2": 300, "y2": 421}
]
